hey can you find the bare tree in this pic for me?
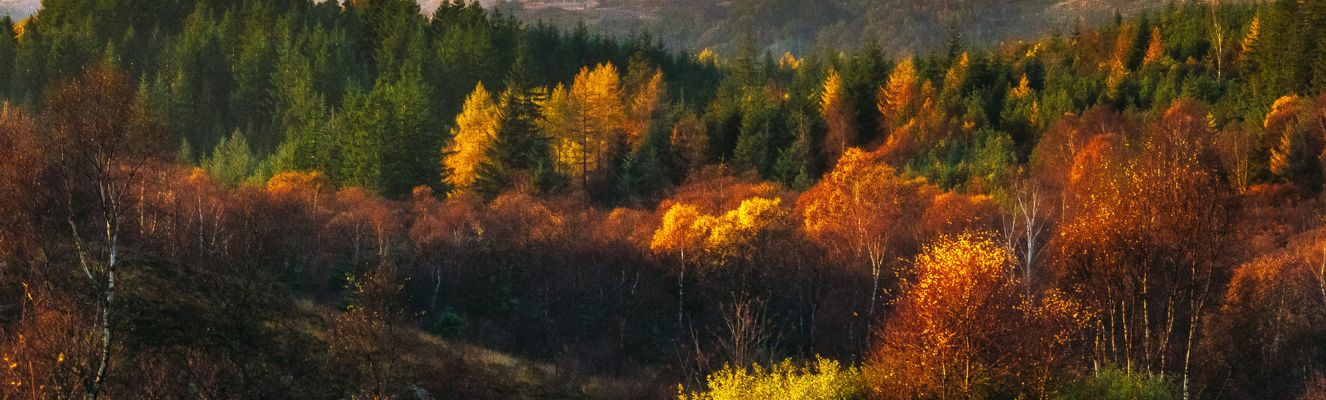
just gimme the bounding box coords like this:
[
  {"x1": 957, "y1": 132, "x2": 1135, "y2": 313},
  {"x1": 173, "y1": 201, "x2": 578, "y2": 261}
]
[{"x1": 42, "y1": 66, "x2": 164, "y2": 400}]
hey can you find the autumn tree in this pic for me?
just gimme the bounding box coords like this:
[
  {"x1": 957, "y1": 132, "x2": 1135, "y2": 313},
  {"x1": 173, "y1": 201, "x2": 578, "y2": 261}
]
[
  {"x1": 624, "y1": 56, "x2": 669, "y2": 149},
  {"x1": 443, "y1": 82, "x2": 499, "y2": 192},
  {"x1": 556, "y1": 63, "x2": 627, "y2": 187},
  {"x1": 652, "y1": 196, "x2": 788, "y2": 325},
  {"x1": 0, "y1": 102, "x2": 42, "y2": 262},
  {"x1": 1266, "y1": 95, "x2": 1323, "y2": 192},
  {"x1": 820, "y1": 69, "x2": 855, "y2": 163},
  {"x1": 1142, "y1": 26, "x2": 1167, "y2": 66},
  {"x1": 878, "y1": 58, "x2": 920, "y2": 134},
  {"x1": 800, "y1": 148, "x2": 925, "y2": 319},
  {"x1": 41, "y1": 66, "x2": 165, "y2": 399},
  {"x1": 868, "y1": 233, "x2": 1024, "y2": 399},
  {"x1": 652, "y1": 203, "x2": 704, "y2": 325},
  {"x1": 1053, "y1": 100, "x2": 1231, "y2": 399},
  {"x1": 330, "y1": 264, "x2": 411, "y2": 398}
]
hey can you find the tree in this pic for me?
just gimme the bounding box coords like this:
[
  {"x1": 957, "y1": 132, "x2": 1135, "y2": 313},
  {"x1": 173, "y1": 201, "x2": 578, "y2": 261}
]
[
  {"x1": 1053, "y1": 101, "x2": 1230, "y2": 399},
  {"x1": 820, "y1": 69, "x2": 855, "y2": 163},
  {"x1": 42, "y1": 66, "x2": 165, "y2": 400},
  {"x1": 558, "y1": 63, "x2": 626, "y2": 187},
  {"x1": 1142, "y1": 26, "x2": 1167, "y2": 66},
  {"x1": 0, "y1": 102, "x2": 41, "y2": 261},
  {"x1": 878, "y1": 58, "x2": 919, "y2": 134},
  {"x1": 800, "y1": 148, "x2": 923, "y2": 319},
  {"x1": 671, "y1": 112, "x2": 709, "y2": 172},
  {"x1": 202, "y1": 128, "x2": 256, "y2": 187},
  {"x1": 1266, "y1": 95, "x2": 1323, "y2": 192},
  {"x1": 335, "y1": 86, "x2": 387, "y2": 191},
  {"x1": 474, "y1": 52, "x2": 554, "y2": 199},
  {"x1": 330, "y1": 264, "x2": 411, "y2": 398},
  {"x1": 271, "y1": 43, "x2": 334, "y2": 176},
  {"x1": 377, "y1": 65, "x2": 439, "y2": 198},
  {"x1": 868, "y1": 233, "x2": 1023, "y2": 399},
  {"x1": 652, "y1": 203, "x2": 705, "y2": 325},
  {"x1": 443, "y1": 82, "x2": 499, "y2": 191},
  {"x1": 624, "y1": 57, "x2": 669, "y2": 149}
]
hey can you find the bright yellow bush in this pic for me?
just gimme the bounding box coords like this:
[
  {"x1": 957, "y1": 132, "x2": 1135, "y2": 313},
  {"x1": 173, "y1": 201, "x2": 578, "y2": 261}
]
[{"x1": 679, "y1": 356, "x2": 865, "y2": 400}]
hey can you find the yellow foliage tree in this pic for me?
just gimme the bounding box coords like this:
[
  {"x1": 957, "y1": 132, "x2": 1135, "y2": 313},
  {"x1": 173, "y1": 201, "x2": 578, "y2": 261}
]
[
  {"x1": 652, "y1": 203, "x2": 706, "y2": 325},
  {"x1": 443, "y1": 82, "x2": 499, "y2": 191},
  {"x1": 701, "y1": 197, "x2": 787, "y2": 266},
  {"x1": 820, "y1": 69, "x2": 855, "y2": 163},
  {"x1": 868, "y1": 232, "x2": 1021, "y2": 399},
  {"x1": 1239, "y1": 14, "x2": 1261, "y2": 63},
  {"x1": 553, "y1": 63, "x2": 627, "y2": 186},
  {"x1": 1266, "y1": 95, "x2": 1323, "y2": 189},
  {"x1": 878, "y1": 58, "x2": 919, "y2": 133},
  {"x1": 627, "y1": 69, "x2": 667, "y2": 149},
  {"x1": 800, "y1": 148, "x2": 922, "y2": 318},
  {"x1": 652, "y1": 197, "x2": 788, "y2": 324}
]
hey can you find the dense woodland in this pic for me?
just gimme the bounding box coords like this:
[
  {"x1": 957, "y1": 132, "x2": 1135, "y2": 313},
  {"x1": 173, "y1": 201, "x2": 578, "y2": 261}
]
[{"x1": 2, "y1": 0, "x2": 1326, "y2": 399}]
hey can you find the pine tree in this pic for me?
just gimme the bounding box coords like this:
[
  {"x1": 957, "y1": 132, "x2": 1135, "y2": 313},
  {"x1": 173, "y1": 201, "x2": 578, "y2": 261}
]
[
  {"x1": 203, "y1": 128, "x2": 257, "y2": 187},
  {"x1": 271, "y1": 44, "x2": 333, "y2": 175},
  {"x1": 377, "y1": 64, "x2": 438, "y2": 198},
  {"x1": 0, "y1": 17, "x2": 15, "y2": 99},
  {"x1": 335, "y1": 86, "x2": 386, "y2": 191},
  {"x1": 475, "y1": 49, "x2": 554, "y2": 198}
]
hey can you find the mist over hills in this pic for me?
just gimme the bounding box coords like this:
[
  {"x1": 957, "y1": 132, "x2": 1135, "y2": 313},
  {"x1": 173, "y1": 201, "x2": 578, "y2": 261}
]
[
  {"x1": 491, "y1": 0, "x2": 1185, "y2": 54},
  {"x1": 3, "y1": 0, "x2": 1194, "y2": 54}
]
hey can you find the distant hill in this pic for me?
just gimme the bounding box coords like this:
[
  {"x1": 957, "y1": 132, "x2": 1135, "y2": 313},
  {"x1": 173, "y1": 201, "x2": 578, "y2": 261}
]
[
  {"x1": 2, "y1": 0, "x2": 1192, "y2": 54},
  {"x1": 491, "y1": 0, "x2": 1205, "y2": 55}
]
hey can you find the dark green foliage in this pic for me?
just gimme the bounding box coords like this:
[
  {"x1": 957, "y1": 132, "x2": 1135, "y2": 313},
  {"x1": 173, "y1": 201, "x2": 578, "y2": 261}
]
[
  {"x1": 1055, "y1": 367, "x2": 1175, "y2": 400},
  {"x1": 475, "y1": 50, "x2": 556, "y2": 199},
  {"x1": 202, "y1": 128, "x2": 257, "y2": 187},
  {"x1": 376, "y1": 65, "x2": 438, "y2": 198}
]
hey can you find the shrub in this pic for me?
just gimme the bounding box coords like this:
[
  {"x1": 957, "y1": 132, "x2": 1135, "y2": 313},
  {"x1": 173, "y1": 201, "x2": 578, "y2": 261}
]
[{"x1": 679, "y1": 356, "x2": 865, "y2": 400}]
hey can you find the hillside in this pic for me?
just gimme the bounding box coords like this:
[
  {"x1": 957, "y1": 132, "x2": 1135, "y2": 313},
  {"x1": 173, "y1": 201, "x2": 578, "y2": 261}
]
[{"x1": 494, "y1": 0, "x2": 1191, "y2": 54}]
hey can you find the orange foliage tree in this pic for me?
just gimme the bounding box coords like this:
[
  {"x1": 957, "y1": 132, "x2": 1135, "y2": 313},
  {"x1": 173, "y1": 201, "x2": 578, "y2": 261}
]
[
  {"x1": 1051, "y1": 100, "x2": 1231, "y2": 398},
  {"x1": 868, "y1": 233, "x2": 1024, "y2": 399},
  {"x1": 800, "y1": 148, "x2": 926, "y2": 319}
]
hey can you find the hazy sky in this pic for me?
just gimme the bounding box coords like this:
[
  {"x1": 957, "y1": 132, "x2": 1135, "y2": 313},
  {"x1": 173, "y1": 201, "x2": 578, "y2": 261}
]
[
  {"x1": 1, "y1": 1, "x2": 503, "y2": 18},
  {"x1": 0, "y1": 0, "x2": 40, "y2": 17}
]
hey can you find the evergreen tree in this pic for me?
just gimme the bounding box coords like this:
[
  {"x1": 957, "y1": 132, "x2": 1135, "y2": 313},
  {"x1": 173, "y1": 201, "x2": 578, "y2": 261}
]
[
  {"x1": 377, "y1": 64, "x2": 439, "y2": 198},
  {"x1": 475, "y1": 48, "x2": 555, "y2": 198},
  {"x1": 335, "y1": 86, "x2": 386, "y2": 191},
  {"x1": 0, "y1": 17, "x2": 14, "y2": 99},
  {"x1": 203, "y1": 128, "x2": 257, "y2": 187}
]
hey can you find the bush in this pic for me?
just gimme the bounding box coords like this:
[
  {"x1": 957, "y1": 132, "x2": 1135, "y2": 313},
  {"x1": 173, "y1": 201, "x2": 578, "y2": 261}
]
[
  {"x1": 679, "y1": 356, "x2": 865, "y2": 400},
  {"x1": 1055, "y1": 367, "x2": 1175, "y2": 400}
]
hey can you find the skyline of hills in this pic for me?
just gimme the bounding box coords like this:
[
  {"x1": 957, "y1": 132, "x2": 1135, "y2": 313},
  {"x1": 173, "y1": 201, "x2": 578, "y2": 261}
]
[{"x1": 3, "y1": 0, "x2": 1215, "y2": 55}]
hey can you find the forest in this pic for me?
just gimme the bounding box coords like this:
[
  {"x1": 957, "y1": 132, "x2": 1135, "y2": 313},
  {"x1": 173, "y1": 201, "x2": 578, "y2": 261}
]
[{"x1": 1, "y1": 0, "x2": 1326, "y2": 399}]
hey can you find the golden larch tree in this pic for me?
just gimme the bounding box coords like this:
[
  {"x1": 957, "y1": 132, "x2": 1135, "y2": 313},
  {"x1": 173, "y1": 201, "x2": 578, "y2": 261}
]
[
  {"x1": 1143, "y1": 26, "x2": 1167, "y2": 66},
  {"x1": 878, "y1": 58, "x2": 919, "y2": 134},
  {"x1": 443, "y1": 82, "x2": 499, "y2": 191},
  {"x1": 820, "y1": 69, "x2": 855, "y2": 163},
  {"x1": 556, "y1": 63, "x2": 627, "y2": 186},
  {"x1": 626, "y1": 69, "x2": 667, "y2": 149}
]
